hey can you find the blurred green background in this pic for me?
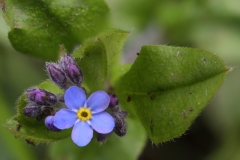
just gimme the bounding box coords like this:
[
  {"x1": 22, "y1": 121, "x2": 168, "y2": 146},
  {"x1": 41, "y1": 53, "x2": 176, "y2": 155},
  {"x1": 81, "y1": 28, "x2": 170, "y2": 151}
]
[{"x1": 1, "y1": 0, "x2": 240, "y2": 159}]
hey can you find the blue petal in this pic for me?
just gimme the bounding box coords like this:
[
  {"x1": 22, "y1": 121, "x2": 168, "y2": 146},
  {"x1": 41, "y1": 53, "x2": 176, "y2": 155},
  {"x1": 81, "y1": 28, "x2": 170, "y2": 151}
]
[
  {"x1": 86, "y1": 91, "x2": 110, "y2": 113},
  {"x1": 71, "y1": 121, "x2": 93, "y2": 147},
  {"x1": 64, "y1": 86, "x2": 86, "y2": 110},
  {"x1": 54, "y1": 109, "x2": 77, "y2": 129},
  {"x1": 90, "y1": 112, "x2": 115, "y2": 134}
]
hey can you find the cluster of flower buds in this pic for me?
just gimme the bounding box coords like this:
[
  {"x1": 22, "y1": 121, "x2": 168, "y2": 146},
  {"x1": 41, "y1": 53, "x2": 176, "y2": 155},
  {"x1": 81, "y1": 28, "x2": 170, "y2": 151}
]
[
  {"x1": 23, "y1": 104, "x2": 41, "y2": 117},
  {"x1": 111, "y1": 105, "x2": 128, "y2": 137},
  {"x1": 97, "y1": 94, "x2": 128, "y2": 143},
  {"x1": 25, "y1": 88, "x2": 57, "y2": 106},
  {"x1": 23, "y1": 87, "x2": 58, "y2": 119},
  {"x1": 46, "y1": 54, "x2": 83, "y2": 90},
  {"x1": 109, "y1": 94, "x2": 128, "y2": 137},
  {"x1": 23, "y1": 54, "x2": 83, "y2": 132},
  {"x1": 44, "y1": 54, "x2": 83, "y2": 131}
]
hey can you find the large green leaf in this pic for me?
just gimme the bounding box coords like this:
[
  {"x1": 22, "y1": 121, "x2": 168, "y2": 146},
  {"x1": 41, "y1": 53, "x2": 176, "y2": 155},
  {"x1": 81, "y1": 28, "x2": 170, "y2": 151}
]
[
  {"x1": 2, "y1": 0, "x2": 109, "y2": 60},
  {"x1": 73, "y1": 29, "x2": 129, "y2": 92},
  {"x1": 4, "y1": 80, "x2": 71, "y2": 144},
  {"x1": 48, "y1": 118, "x2": 147, "y2": 160},
  {"x1": 116, "y1": 45, "x2": 230, "y2": 143}
]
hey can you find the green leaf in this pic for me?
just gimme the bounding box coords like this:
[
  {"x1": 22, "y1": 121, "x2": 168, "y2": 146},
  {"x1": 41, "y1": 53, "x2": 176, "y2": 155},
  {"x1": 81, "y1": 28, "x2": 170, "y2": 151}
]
[
  {"x1": 116, "y1": 45, "x2": 230, "y2": 143},
  {"x1": 98, "y1": 29, "x2": 130, "y2": 86},
  {"x1": 4, "y1": 80, "x2": 71, "y2": 144},
  {"x1": 73, "y1": 29, "x2": 129, "y2": 92},
  {"x1": 75, "y1": 38, "x2": 107, "y2": 92},
  {"x1": 110, "y1": 64, "x2": 131, "y2": 86},
  {"x1": 2, "y1": 0, "x2": 109, "y2": 60},
  {"x1": 48, "y1": 118, "x2": 147, "y2": 160},
  {"x1": 97, "y1": 29, "x2": 129, "y2": 70}
]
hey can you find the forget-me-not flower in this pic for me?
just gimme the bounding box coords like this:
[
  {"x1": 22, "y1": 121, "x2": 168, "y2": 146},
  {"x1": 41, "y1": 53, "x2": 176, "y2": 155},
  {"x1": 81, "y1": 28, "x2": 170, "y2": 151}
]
[{"x1": 53, "y1": 86, "x2": 115, "y2": 146}]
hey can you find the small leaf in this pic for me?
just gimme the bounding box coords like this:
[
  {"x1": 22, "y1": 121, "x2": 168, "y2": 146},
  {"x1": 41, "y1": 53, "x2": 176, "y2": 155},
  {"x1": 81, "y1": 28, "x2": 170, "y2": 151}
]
[
  {"x1": 98, "y1": 29, "x2": 130, "y2": 86},
  {"x1": 116, "y1": 45, "x2": 230, "y2": 143},
  {"x1": 4, "y1": 80, "x2": 71, "y2": 144},
  {"x1": 97, "y1": 29, "x2": 129, "y2": 70},
  {"x1": 75, "y1": 39, "x2": 107, "y2": 91},
  {"x1": 2, "y1": 0, "x2": 109, "y2": 60},
  {"x1": 48, "y1": 118, "x2": 147, "y2": 160},
  {"x1": 73, "y1": 30, "x2": 129, "y2": 92}
]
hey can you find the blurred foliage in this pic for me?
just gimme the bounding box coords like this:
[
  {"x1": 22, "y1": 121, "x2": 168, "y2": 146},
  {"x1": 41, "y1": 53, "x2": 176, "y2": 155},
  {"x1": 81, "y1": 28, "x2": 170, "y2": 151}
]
[{"x1": 1, "y1": 0, "x2": 240, "y2": 160}]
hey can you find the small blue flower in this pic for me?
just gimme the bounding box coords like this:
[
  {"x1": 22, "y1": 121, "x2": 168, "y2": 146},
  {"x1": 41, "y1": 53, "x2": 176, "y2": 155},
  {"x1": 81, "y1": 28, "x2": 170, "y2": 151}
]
[{"x1": 54, "y1": 86, "x2": 115, "y2": 146}]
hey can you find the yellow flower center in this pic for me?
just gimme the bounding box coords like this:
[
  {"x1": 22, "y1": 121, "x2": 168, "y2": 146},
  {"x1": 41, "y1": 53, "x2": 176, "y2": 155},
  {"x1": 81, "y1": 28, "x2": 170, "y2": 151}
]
[{"x1": 77, "y1": 107, "x2": 91, "y2": 121}]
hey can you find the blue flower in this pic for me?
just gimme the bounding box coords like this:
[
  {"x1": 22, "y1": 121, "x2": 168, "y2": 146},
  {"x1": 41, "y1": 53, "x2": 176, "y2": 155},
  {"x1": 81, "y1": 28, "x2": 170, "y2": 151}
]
[{"x1": 54, "y1": 86, "x2": 115, "y2": 146}]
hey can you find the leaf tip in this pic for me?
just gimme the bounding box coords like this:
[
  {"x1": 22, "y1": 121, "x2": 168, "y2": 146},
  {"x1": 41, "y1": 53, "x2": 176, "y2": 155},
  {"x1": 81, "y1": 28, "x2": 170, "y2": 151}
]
[{"x1": 228, "y1": 66, "x2": 234, "y2": 72}]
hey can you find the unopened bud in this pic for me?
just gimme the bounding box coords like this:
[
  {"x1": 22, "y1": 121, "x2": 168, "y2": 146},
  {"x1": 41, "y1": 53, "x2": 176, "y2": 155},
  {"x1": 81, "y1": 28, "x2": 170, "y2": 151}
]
[
  {"x1": 46, "y1": 62, "x2": 67, "y2": 87},
  {"x1": 56, "y1": 94, "x2": 64, "y2": 103},
  {"x1": 109, "y1": 94, "x2": 119, "y2": 107},
  {"x1": 112, "y1": 105, "x2": 128, "y2": 118},
  {"x1": 23, "y1": 104, "x2": 41, "y2": 117},
  {"x1": 59, "y1": 54, "x2": 83, "y2": 85},
  {"x1": 97, "y1": 133, "x2": 108, "y2": 144},
  {"x1": 59, "y1": 54, "x2": 75, "y2": 70},
  {"x1": 113, "y1": 116, "x2": 127, "y2": 137},
  {"x1": 36, "y1": 107, "x2": 53, "y2": 121},
  {"x1": 25, "y1": 88, "x2": 57, "y2": 106},
  {"x1": 118, "y1": 110, "x2": 128, "y2": 119},
  {"x1": 65, "y1": 64, "x2": 83, "y2": 84},
  {"x1": 45, "y1": 116, "x2": 61, "y2": 132}
]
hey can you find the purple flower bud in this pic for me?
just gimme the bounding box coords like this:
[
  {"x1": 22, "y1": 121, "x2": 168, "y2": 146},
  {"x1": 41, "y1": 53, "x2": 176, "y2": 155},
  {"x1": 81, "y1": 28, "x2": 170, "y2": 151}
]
[
  {"x1": 112, "y1": 105, "x2": 128, "y2": 118},
  {"x1": 23, "y1": 104, "x2": 41, "y2": 117},
  {"x1": 113, "y1": 115, "x2": 127, "y2": 137},
  {"x1": 65, "y1": 64, "x2": 83, "y2": 84},
  {"x1": 59, "y1": 54, "x2": 76, "y2": 70},
  {"x1": 58, "y1": 54, "x2": 83, "y2": 85},
  {"x1": 25, "y1": 87, "x2": 57, "y2": 106},
  {"x1": 111, "y1": 104, "x2": 128, "y2": 136},
  {"x1": 118, "y1": 110, "x2": 128, "y2": 119},
  {"x1": 46, "y1": 62, "x2": 67, "y2": 87},
  {"x1": 97, "y1": 133, "x2": 108, "y2": 144},
  {"x1": 109, "y1": 94, "x2": 119, "y2": 107},
  {"x1": 45, "y1": 116, "x2": 61, "y2": 132},
  {"x1": 56, "y1": 94, "x2": 64, "y2": 103},
  {"x1": 36, "y1": 107, "x2": 53, "y2": 121}
]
